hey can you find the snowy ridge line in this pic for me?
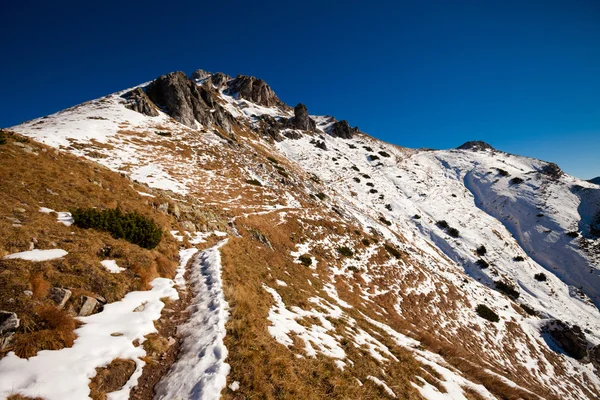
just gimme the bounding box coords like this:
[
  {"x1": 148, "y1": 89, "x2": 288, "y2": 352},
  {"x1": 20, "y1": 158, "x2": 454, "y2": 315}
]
[{"x1": 154, "y1": 239, "x2": 231, "y2": 400}]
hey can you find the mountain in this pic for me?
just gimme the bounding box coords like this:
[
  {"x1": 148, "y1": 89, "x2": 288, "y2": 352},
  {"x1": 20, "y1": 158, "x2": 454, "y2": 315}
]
[
  {"x1": 589, "y1": 177, "x2": 600, "y2": 186},
  {"x1": 1, "y1": 69, "x2": 599, "y2": 400}
]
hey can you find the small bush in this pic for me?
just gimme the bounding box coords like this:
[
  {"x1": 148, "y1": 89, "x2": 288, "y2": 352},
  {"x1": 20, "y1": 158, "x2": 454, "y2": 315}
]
[
  {"x1": 413, "y1": 214, "x2": 421, "y2": 219},
  {"x1": 366, "y1": 182, "x2": 374, "y2": 187},
  {"x1": 315, "y1": 192, "x2": 327, "y2": 201},
  {"x1": 476, "y1": 304, "x2": 499, "y2": 322},
  {"x1": 534, "y1": 272, "x2": 547, "y2": 282},
  {"x1": 266, "y1": 156, "x2": 279, "y2": 164},
  {"x1": 378, "y1": 151, "x2": 391, "y2": 158},
  {"x1": 363, "y1": 146, "x2": 373, "y2": 152},
  {"x1": 368, "y1": 154, "x2": 380, "y2": 161},
  {"x1": 447, "y1": 227, "x2": 460, "y2": 238},
  {"x1": 347, "y1": 143, "x2": 357, "y2": 149},
  {"x1": 566, "y1": 231, "x2": 579, "y2": 238},
  {"x1": 361, "y1": 238, "x2": 370, "y2": 246},
  {"x1": 521, "y1": 304, "x2": 537, "y2": 316},
  {"x1": 385, "y1": 204, "x2": 392, "y2": 211},
  {"x1": 351, "y1": 165, "x2": 360, "y2": 172},
  {"x1": 379, "y1": 216, "x2": 392, "y2": 226},
  {"x1": 362, "y1": 174, "x2": 371, "y2": 179},
  {"x1": 369, "y1": 188, "x2": 378, "y2": 194},
  {"x1": 495, "y1": 280, "x2": 520, "y2": 298},
  {"x1": 30, "y1": 273, "x2": 50, "y2": 300},
  {"x1": 337, "y1": 246, "x2": 354, "y2": 257},
  {"x1": 246, "y1": 179, "x2": 262, "y2": 186},
  {"x1": 476, "y1": 259, "x2": 489, "y2": 269},
  {"x1": 353, "y1": 177, "x2": 361, "y2": 183},
  {"x1": 476, "y1": 245, "x2": 487, "y2": 256},
  {"x1": 513, "y1": 256, "x2": 525, "y2": 262},
  {"x1": 298, "y1": 254, "x2": 312, "y2": 267},
  {"x1": 384, "y1": 244, "x2": 401, "y2": 259},
  {"x1": 509, "y1": 177, "x2": 524, "y2": 185},
  {"x1": 496, "y1": 168, "x2": 509, "y2": 177},
  {"x1": 436, "y1": 220, "x2": 449, "y2": 229},
  {"x1": 71, "y1": 207, "x2": 162, "y2": 249}
]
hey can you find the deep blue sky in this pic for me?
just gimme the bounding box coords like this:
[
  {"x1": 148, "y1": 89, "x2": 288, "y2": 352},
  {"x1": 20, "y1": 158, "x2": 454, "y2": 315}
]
[{"x1": 1, "y1": 0, "x2": 599, "y2": 178}]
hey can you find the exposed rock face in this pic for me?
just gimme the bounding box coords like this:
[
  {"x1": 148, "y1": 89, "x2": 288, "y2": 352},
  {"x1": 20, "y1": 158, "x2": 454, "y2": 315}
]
[
  {"x1": 457, "y1": 141, "x2": 495, "y2": 151},
  {"x1": 122, "y1": 87, "x2": 159, "y2": 117},
  {"x1": 207, "y1": 72, "x2": 232, "y2": 89},
  {"x1": 256, "y1": 115, "x2": 284, "y2": 142},
  {"x1": 79, "y1": 296, "x2": 99, "y2": 316},
  {"x1": 544, "y1": 319, "x2": 588, "y2": 359},
  {"x1": 227, "y1": 75, "x2": 285, "y2": 108},
  {"x1": 539, "y1": 162, "x2": 563, "y2": 179},
  {"x1": 190, "y1": 69, "x2": 211, "y2": 81},
  {"x1": 292, "y1": 103, "x2": 316, "y2": 131},
  {"x1": 49, "y1": 287, "x2": 72, "y2": 309},
  {"x1": 0, "y1": 311, "x2": 19, "y2": 333},
  {"x1": 589, "y1": 344, "x2": 600, "y2": 371},
  {"x1": 145, "y1": 71, "x2": 234, "y2": 131},
  {"x1": 329, "y1": 120, "x2": 358, "y2": 139}
]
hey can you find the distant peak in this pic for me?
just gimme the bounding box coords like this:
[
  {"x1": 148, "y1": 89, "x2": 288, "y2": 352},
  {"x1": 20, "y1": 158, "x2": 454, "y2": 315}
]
[
  {"x1": 457, "y1": 141, "x2": 495, "y2": 151},
  {"x1": 588, "y1": 177, "x2": 600, "y2": 185},
  {"x1": 227, "y1": 75, "x2": 286, "y2": 108}
]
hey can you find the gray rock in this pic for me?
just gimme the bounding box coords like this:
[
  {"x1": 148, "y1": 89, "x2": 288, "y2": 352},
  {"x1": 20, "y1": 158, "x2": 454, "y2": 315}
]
[
  {"x1": 13, "y1": 207, "x2": 26, "y2": 213},
  {"x1": 23, "y1": 290, "x2": 33, "y2": 297},
  {"x1": 169, "y1": 203, "x2": 181, "y2": 219},
  {"x1": 181, "y1": 220, "x2": 197, "y2": 232},
  {"x1": 190, "y1": 69, "x2": 212, "y2": 81},
  {"x1": 589, "y1": 344, "x2": 600, "y2": 372},
  {"x1": 544, "y1": 319, "x2": 589, "y2": 360},
  {"x1": 78, "y1": 296, "x2": 99, "y2": 317},
  {"x1": 207, "y1": 72, "x2": 232, "y2": 89},
  {"x1": 328, "y1": 120, "x2": 358, "y2": 139},
  {"x1": 158, "y1": 202, "x2": 169, "y2": 213},
  {"x1": 292, "y1": 103, "x2": 316, "y2": 131},
  {"x1": 539, "y1": 162, "x2": 563, "y2": 179},
  {"x1": 49, "y1": 287, "x2": 72, "y2": 309},
  {"x1": 457, "y1": 141, "x2": 495, "y2": 152},
  {"x1": 123, "y1": 87, "x2": 159, "y2": 117},
  {"x1": 0, "y1": 332, "x2": 14, "y2": 350},
  {"x1": 0, "y1": 311, "x2": 19, "y2": 333},
  {"x1": 227, "y1": 75, "x2": 286, "y2": 108}
]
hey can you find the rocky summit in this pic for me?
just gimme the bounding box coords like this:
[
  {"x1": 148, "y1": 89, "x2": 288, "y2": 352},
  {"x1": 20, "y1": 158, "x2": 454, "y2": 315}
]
[{"x1": 1, "y1": 69, "x2": 600, "y2": 400}]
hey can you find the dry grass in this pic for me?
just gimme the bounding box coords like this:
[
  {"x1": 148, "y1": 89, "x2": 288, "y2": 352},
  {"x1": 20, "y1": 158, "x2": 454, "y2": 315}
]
[
  {"x1": 89, "y1": 358, "x2": 136, "y2": 400},
  {"x1": 7, "y1": 395, "x2": 45, "y2": 400},
  {"x1": 29, "y1": 272, "x2": 50, "y2": 299}
]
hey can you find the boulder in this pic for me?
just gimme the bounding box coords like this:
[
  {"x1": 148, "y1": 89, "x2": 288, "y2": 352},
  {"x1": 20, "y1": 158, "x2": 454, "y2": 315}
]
[
  {"x1": 49, "y1": 287, "x2": 72, "y2": 309},
  {"x1": 291, "y1": 103, "x2": 316, "y2": 131},
  {"x1": 122, "y1": 87, "x2": 159, "y2": 117},
  {"x1": 544, "y1": 319, "x2": 588, "y2": 360},
  {"x1": 329, "y1": 120, "x2": 358, "y2": 139},
  {"x1": 79, "y1": 296, "x2": 99, "y2": 317},
  {"x1": 181, "y1": 220, "x2": 197, "y2": 232},
  {"x1": 227, "y1": 75, "x2": 286, "y2": 108},
  {"x1": 0, "y1": 311, "x2": 19, "y2": 333}
]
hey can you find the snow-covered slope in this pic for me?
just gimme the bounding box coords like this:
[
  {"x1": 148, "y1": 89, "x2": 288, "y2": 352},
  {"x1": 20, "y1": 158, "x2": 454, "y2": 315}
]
[{"x1": 4, "y1": 69, "x2": 600, "y2": 399}]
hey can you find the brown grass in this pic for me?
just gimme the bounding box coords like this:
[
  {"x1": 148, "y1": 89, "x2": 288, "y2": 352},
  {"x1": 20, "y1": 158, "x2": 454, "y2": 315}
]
[
  {"x1": 89, "y1": 358, "x2": 136, "y2": 400},
  {"x1": 7, "y1": 395, "x2": 45, "y2": 400},
  {"x1": 155, "y1": 254, "x2": 176, "y2": 278},
  {"x1": 29, "y1": 272, "x2": 50, "y2": 299}
]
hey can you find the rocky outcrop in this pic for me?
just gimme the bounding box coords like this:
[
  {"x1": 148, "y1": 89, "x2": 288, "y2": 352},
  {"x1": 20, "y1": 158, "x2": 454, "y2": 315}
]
[
  {"x1": 145, "y1": 71, "x2": 234, "y2": 131},
  {"x1": 291, "y1": 103, "x2": 316, "y2": 131},
  {"x1": 0, "y1": 311, "x2": 19, "y2": 333},
  {"x1": 78, "y1": 296, "x2": 99, "y2": 316},
  {"x1": 539, "y1": 162, "x2": 563, "y2": 179},
  {"x1": 544, "y1": 319, "x2": 588, "y2": 359},
  {"x1": 457, "y1": 141, "x2": 495, "y2": 152},
  {"x1": 49, "y1": 287, "x2": 72, "y2": 309},
  {"x1": 227, "y1": 75, "x2": 286, "y2": 108},
  {"x1": 329, "y1": 120, "x2": 358, "y2": 139},
  {"x1": 589, "y1": 345, "x2": 600, "y2": 372},
  {"x1": 207, "y1": 72, "x2": 232, "y2": 89},
  {"x1": 122, "y1": 87, "x2": 159, "y2": 117},
  {"x1": 190, "y1": 69, "x2": 212, "y2": 81}
]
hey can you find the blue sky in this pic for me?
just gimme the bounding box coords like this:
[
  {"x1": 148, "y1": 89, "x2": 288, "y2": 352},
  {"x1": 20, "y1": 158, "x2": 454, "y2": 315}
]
[{"x1": 1, "y1": 0, "x2": 599, "y2": 178}]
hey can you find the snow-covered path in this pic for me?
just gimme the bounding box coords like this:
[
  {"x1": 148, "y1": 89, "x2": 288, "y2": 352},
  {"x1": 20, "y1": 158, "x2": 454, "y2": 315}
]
[{"x1": 154, "y1": 240, "x2": 231, "y2": 400}]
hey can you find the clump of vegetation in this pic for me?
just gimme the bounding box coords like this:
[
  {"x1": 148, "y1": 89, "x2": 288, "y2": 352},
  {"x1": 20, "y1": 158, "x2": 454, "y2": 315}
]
[
  {"x1": 379, "y1": 216, "x2": 392, "y2": 226},
  {"x1": 315, "y1": 192, "x2": 327, "y2": 201},
  {"x1": 353, "y1": 177, "x2": 361, "y2": 183},
  {"x1": 266, "y1": 156, "x2": 279, "y2": 164},
  {"x1": 71, "y1": 207, "x2": 163, "y2": 249},
  {"x1": 363, "y1": 146, "x2": 373, "y2": 152},
  {"x1": 509, "y1": 177, "x2": 524, "y2": 185},
  {"x1": 246, "y1": 179, "x2": 262, "y2": 186},
  {"x1": 368, "y1": 154, "x2": 380, "y2": 161},
  {"x1": 298, "y1": 254, "x2": 312, "y2": 267},
  {"x1": 361, "y1": 238, "x2": 370, "y2": 246},
  {"x1": 521, "y1": 304, "x2": 537, "y2": 316},
  {"x1": 384, "y1": 244, "x2": 402, "y2": 259},
  {"x1": 495, "y1": 280, "x2": 520, "y2": 298},
  {"x1": 437, "y1": 220, "x2": 459, "y2": 237},
  {"x1": 476, "y1": 304, "x2": 499, "y2": 323},
  {"x1": 495, "y1": 168, "x2": 510, "y2": 177},
  {"x1": 369, "y1": 188, "x2": 378, "y2": 194},
  {"x1": 476, "y1": 259, "x2": 489, "y2": 269},
  {"x1": 155, "y1": 131, "x2": 171, "y2": 137},
  {"x1": 566, "y1": 231, "x2": 579, "y2": 238},
  {"x1": 513, "y1": 256, "x2": 525, "y2": 262},
  {"x1": 436, "y1": 220, "x2": 449, "y2": 229},
  {"x1": 347, "y1": 143, "x2": 357, "y2": 149},
  {"x1": 385, "y1": 204, "x2": 392, "y2": 211},
  {"x1": 276, "y1": 169, "x2": 289, "y2": 178},
  {"x1": 310, "y1": 175, "x2": 321, "y2": 183},
  {"x1": 366, "y1": 182, "x2": 375, "y2": 187},
  {"x1": 0, "y1": 130, "x2": 6, "y2": 145},
  {"x1": 378, "y1": 151, "x2": 391, "y2": 158},
  {"x1": 351, "y1": 165, "x2": 360, "y2": 172},
  {"x1": 476, "y1": 245, "x2": 487, "y2": 256},
  {"x1": 337, "y1": 246, "x2": 354, "y2": 257},
  {"x1": 447, "y1": 227, "x2": 460, "y2": 238},
  {"x1": 362, "y1": 174, "x2": 371, "y2": 179},
  {"x1": 413, "y1": 214, "x2": 421, "y2": 219},
  {"x1": 534, "y1": 272, "x2": 547, "y2": 282}
]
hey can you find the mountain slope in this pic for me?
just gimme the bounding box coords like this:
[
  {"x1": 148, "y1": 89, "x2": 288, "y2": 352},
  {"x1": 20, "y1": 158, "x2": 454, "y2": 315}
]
[{"x1": 1, "y1": 69, "x2": 599, "y2": 400}]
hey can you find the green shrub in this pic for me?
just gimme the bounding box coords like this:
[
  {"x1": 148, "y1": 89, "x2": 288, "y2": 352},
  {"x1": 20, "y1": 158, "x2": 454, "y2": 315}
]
[
  {"x1": 476, "y1": 245, "x2": 487, "y2": 256},
  {"x1": 513, "y1": 256, "x2": 525, "y2": 262},
  {"x1": 298, "y1": 254, "x2": 312, "y2": 267},
  {"x1": 363, "y1": 146, "x2": 373, "y2": 152},
  {"x1": 315, "y1": 192, "x2": 327, "y2": 201},
  {"x1": 368, "y1": 154, "x2": 380, "y2": 161},
  {"x1": 495, "y1": 168, "x2": 509, "y2": 177},
  {"x1": 436, "y1": 220, "x2": 449, "y2": 229},
  {"x1": 337, "y1": 246, "x2": 354, "y2": 257},
  {"x1": 534, "y1": 272, "x2": 547, "y2": 282},
  {"x1": 351, "y1": 165, "x2": 360, "y2": 172},
  {"x1": 413, "y1": 214, "x2": 421, "y2": 219},
  {"x1": 476, "y1": 259, "x2": 489, "y2": 269},
  {"x1": 447, "y1": 227, "x2": 460, "y2": 238},
  {"x1": 369, "y1": 188, "x2": 378, "y2": 194},
  {"x1": 378, "y1": 151, "x2": 391, "y2": 158},
  {"x1": 521, "y1": 304, "x2": 537, "y2": 316},
  {"x1": 495, "y1": 280, "x2": 519, "y2": 298},
  {"x1": 476, "y1": 304, "x2": 499, "y2": 322},
  {"x1": 71, "y1": 207, "x2": 162, "y2": 249},
  {"x1": 385, "y1": 204, "x2": 392, "y2": 211},
  {"x1": 353, "y1": 177, "x2": 361, "y2": 183},
  {"x1": 384, "y1": 244, "x2": 401, "y2": 259},
  {"x1": 379, "y1": 216, "x2": 392, "y2": 226},
  {"x1": 246, "y1": 179, "x2": 262, "y2": 186}
]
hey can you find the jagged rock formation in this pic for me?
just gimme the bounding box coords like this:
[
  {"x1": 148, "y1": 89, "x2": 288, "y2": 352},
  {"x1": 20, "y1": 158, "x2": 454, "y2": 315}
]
[
  {"x1": 457, "y1": 140, "x2": 495, "y2": 151},
  {"x1": 328, "y1": 119, "x2": 358, "y2": 139},
  {"x1": 206, "y1": 72, "x2": 231, "y2": 89},
  {"x1": 190, "y1": 69, "x2": 212, "y2": 81},
  {"x1": 122, "y1": 87, "x2": 159, "y2": 117},
  {"x1": 540, "y1": 162, "x2": 564, "y2": 179},
  {"x1": 145, "y1": 71, "x2": 234, "y2": 130},
  {"x1": 291, "y1": 103, "x2": 316, "y2": 131},
  {"x1": 227, "y1": 75, "x2": 286, "y2": 108},
  {"x1": 544, "y1": 319, "x2": 589, "y2": 360}
]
